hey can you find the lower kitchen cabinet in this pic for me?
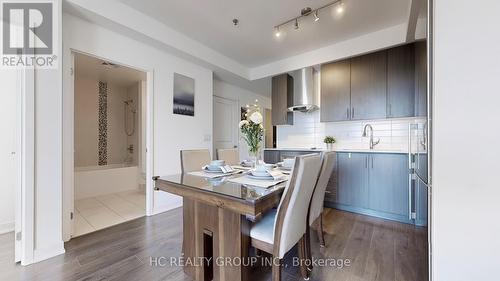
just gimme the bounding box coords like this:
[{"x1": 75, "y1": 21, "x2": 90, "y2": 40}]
[
  {"x1": 336, "y1": 152, "x2": 368, "y2": 208},
  {"x1": 368, "y1": 153, "x2": 409, "y2": 219},
  {"x1": 263, "y1": 150, "x2": 280, "y2": 164},
  {"x1": 327, "y1": 152, "x2": 412, "y2": 224}
]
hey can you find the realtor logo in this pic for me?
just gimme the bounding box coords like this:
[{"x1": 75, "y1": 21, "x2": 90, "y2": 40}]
[{"x1": 1, "y1": 1, "x2": 57, "y2": 68}]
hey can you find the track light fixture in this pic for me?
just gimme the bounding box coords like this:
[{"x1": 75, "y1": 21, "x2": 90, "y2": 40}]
[
  {"x1": 273, "y1": 0, "x2": 343, "y2": 39},
  {"x1": 314, "y1": 10, "x2": 320, "y2": 22},
  {"x1": 274, "y1": 26, "x2": 281, "y2": 38}
]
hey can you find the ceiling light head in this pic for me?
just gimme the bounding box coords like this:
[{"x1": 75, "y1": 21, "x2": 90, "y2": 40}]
[
  {"x1": 294, "y1": 18, "x2": 299, "y2": 30},
  {"x1": 314, "y1": 10, "x2": 320, "y2": 22},
  {"x1": 274, "y1": 26, "x2": 281, "y2": 38},
  {"x1": 336, "y1": 2, "x2": 345, "y2": 14}
]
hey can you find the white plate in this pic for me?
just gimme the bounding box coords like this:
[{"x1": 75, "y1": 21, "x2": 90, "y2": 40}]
[
  {"x1": 247, "y1": 174, "x2": 274, "y2": 180},
  {"x1": 204, "y1": 169, "x2": 226, "y2": 174},
  {"x1": 251, "y1": 171, "x2": 270, "y2": 177}
]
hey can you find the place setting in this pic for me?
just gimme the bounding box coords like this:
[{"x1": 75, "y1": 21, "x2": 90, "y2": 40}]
[
  {"x1": 275, "y1": 158, "x2": 295, "y2": 174},
  {"x1": 188, "y1": 160, "x2": 242, "y2": 179},
  {"x1": 228, "y1": 163, "x2": 289, "y2": 188}
]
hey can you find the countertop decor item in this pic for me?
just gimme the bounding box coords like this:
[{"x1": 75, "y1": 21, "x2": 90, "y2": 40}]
[
  {"x1": 324, "y1": 136, "x2": 336, "y2": 150},
  {"x1": 240, "y1": 100, "x2": 264, "y2": 167}
]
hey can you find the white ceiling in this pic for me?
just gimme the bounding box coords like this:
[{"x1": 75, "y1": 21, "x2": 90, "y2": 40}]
[
  {"x1": 117, "y1": 0, "x2": 411, "y2": 67},
  {"x1": 75, "y1": 53, "x2": 146, "y2": 87}
]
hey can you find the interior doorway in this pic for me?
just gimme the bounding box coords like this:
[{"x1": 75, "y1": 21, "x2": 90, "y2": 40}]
[
  {"x1": 213, "y1": 96, "x2": 239, "y2": 157},
  {"x1": 71, "y1": 53, "x2": 148, "y2": 238}
]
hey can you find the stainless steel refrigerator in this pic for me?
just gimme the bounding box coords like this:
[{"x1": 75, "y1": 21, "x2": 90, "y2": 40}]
[{"x1": 409, "y1": 121, "x2": 429, "y2": 226}]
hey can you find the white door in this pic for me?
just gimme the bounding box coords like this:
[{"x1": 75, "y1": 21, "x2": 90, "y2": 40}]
[{"x1": 213, "y1": 96, "x2": 239, "y2": 156}]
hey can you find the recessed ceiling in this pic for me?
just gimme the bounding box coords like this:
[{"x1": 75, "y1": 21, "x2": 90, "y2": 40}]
[
  {"x1": 75, "y1": 53, "x2": 147, "y2": 87},
  {"x1": 117, "y1": 0, "x2": 411, "y2": 67}
]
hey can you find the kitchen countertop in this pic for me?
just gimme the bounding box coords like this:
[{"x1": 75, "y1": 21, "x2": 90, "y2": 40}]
[{"x1": 263, "y1": 147, "x2": 408, "y2": 154}]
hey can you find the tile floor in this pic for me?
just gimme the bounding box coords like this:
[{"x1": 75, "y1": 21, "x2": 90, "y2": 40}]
[{"x1": 74, "y1": 189, "x2": 146, "y2": 237}]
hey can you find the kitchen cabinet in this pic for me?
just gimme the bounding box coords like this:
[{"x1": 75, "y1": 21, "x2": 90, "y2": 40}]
[
  {"x1": 329, "y1": 152, "x2": 411, "y2": 224},
  {"x1": 415, "y1": 41, "x2": 427, "y2": 117},
  {"x1": 263, "y1": 149, "x2": 322, "y2": 164},
  {"x1": 263, "y1": 150, "x2": 280, "y2": 164},
  {"x1": 387, "y1": 44, "x2": 415, "y2": 118},
  {"x1": 320, "y1": 59, "x2": 351, "y2": 122},
  {"x1": 319, "y1": 42, "x2": 425, "y2": 122},
  {"x1": 271, "y1": 74, "x2": 294, "y2": 126},
  {"x1": 350, "y1": 51, "x2": 387, "y2": 120},
  {"x1": 368, "y1": 153, "x2": 409, "y2": 218},
  {"x1": 336, "y1": 152, "x2": 369, "y2": 207}
]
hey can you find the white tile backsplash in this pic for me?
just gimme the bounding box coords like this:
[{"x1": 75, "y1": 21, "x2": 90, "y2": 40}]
[{"x1": 276, "y1": 111, "x2": 426, "y2": 151}]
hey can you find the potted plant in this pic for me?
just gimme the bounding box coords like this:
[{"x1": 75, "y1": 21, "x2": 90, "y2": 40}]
[
  {"x1": 324, "y1": 136, "x2": 336, "y2": 150},
  {"x1": 239, "y1": 104, "x2": 264, "y2": 167}
]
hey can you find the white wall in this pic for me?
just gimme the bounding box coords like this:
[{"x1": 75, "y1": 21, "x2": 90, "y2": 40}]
[
  {"x1": 0, "y1": 70, "x2": 18, "y2": 235},
  {"x1": 74, "y1": 76, "x2": 136, "y2": 167},
  {"x1": 213, "y1": 79, "x2": 271, "y2": 160},
  {"x1": 63, "y1": 13, "x2": 213, "y2": 217},
  {"x1": 432, "y1": 1, "x2": 500, "y2": 280}
]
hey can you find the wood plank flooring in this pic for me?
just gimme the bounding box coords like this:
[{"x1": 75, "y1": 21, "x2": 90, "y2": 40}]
[{"x1": 0, "y1": 208, "x2": 428, "y2": 281}]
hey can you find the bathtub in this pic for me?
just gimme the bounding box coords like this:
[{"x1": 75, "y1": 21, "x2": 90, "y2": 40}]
[{"x1": 75, "y1": 164, "x2": 139, "y2": 199}]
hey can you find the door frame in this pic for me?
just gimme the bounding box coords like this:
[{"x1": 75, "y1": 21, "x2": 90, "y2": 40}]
[
  {"x1": 14, "y1": 63, "x2": 36, "y2": 265},
  {"x1": 63, "y1": 50, "x2": 155, "y2": 241}
]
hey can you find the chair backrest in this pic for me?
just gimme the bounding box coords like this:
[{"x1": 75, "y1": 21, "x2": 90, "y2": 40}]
[
  {"x1": 309, "y1": 151, "x2": 337, "y2": 225},
  {"x1": 273, "y1": 154, "x2": 322, "y2": 258},
  {"x1": 216, "y1": 148, "x2": 239, "y2": 166},
  {"x1": 180, "y1": 149, "x2": 211, "y2": 173}
]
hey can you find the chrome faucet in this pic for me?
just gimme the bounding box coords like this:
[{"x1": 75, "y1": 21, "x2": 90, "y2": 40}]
[{"x1": 362, "y1": 124, "x2": 380, "y2": 149}]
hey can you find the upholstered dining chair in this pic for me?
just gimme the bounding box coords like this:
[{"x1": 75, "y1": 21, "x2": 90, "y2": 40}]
[
  {"x1": 216, "y1": 148, "x2": 239, "y2": 165},
  {"x1": 180, "y1": 149, "x2": 211, "y2": 173},
  {"x1": 308, "y1": 151, "x2": 337, "y2": 248},
  {"x1": 250, "y1": 154, "x2": 322, "y2": 281}
]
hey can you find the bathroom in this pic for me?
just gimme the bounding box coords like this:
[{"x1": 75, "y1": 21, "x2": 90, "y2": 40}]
[{"x1": 73, "y1": 53, "x2": 147, "y2": 237}]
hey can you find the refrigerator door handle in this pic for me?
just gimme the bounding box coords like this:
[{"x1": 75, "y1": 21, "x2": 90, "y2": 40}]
[{"x1": 408, "y1": 174, "x2": 413, "y2": 221}]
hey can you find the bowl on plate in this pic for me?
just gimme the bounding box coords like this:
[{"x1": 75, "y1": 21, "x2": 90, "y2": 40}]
[{"x1": 210, "y1": 160, "x2": 225, "y2": 166}]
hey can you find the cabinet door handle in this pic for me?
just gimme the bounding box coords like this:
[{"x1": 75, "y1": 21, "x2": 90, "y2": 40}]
[
  {"x1": 365, "y1": 156, "x2": 368, "y2": 168},
  {"x1": 351, "y1": 107, "x2": 354, "y2": 119},
  {"x1": 347, "y1": 108, "x2": 350, "y2": 119},
  {"x1": 371, "y1": 155, "x2": 374, "y2": 168},
  {"x1": 388, "y1": 104, "x2": 392, "y2": 117}
]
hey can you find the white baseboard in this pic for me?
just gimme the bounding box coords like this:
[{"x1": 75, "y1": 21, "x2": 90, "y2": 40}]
[
  {"x1": 0, "y1": 222, "x2": 14, "y2": 235},
  {"x1": 34, "y1": 242, "x2": 65, "y2": 263}
]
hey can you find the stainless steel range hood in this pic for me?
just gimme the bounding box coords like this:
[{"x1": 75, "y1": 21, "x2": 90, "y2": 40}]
[{"x1": 287, "y1": 67, "x2": 319, "y2": 112}]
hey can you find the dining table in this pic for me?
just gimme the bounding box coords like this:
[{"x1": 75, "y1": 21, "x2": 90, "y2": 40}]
[{"x1": 154, "y1": 171, "x2": 288, "y2": 281}]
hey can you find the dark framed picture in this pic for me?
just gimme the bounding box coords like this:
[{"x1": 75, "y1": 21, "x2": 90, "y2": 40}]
[{"x1": 173, "y1": 73, "x2": 195, "y2": 116}]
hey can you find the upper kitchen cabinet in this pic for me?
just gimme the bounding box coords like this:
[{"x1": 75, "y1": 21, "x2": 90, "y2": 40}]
[
  {"x1": 415, "y1": 41, "x2": 427, "y2": 117},
  {"x1": 387, "y1": 44, "x2": 416, "y2": 118},
  {"x1": 320, "y1": 59, "x2": 351, "y2": 122},
  {"x1": 271, "y1": 74, "x2": 294, "y2": 126},
  {"x1": 350, "y1": 51, "x2": 387, "y2": 120}
]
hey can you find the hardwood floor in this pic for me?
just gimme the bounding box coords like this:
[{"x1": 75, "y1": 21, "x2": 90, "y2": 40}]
[{"x1": 0, "y1": 208, "x2": 428, "y2": 281}]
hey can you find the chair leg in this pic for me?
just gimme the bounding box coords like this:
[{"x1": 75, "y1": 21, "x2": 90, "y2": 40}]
[
  {"x1": 298, "y1": 235, "x2": 310, "y2": 280},
  {"x1": 305, "y1": 225, "x2": 313, "y2": 272},
  {"x1": 316, "y1": 213, "x2": 326, "y2": 248},
  {"x1": 272, "y1": 256, "x2": 282, "y2": 281}
]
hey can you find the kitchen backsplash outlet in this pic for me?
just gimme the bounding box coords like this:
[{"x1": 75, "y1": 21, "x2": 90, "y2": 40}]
[{"x1": 276, "y1": 111, "x2": 426, "y2": 152}]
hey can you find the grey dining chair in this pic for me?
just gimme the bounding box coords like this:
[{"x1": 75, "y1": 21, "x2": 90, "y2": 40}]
[
  {"x1": 308, "y1": 151, "x2": 337, "y2": 248},
  {"x1": 249, "y1": 154, "x2": 322, "y2": 281},
  {"x1": 216, "y1": 148, "x2": 239, "y2": 166},
  {"x1": 180, "y1": 149, "x2": 211, "y2": 173}
]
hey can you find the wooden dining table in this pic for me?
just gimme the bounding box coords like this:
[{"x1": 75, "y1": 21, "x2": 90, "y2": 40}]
[{"x1": 154, "y1": 173, "x2": 287, "y2": 281}]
